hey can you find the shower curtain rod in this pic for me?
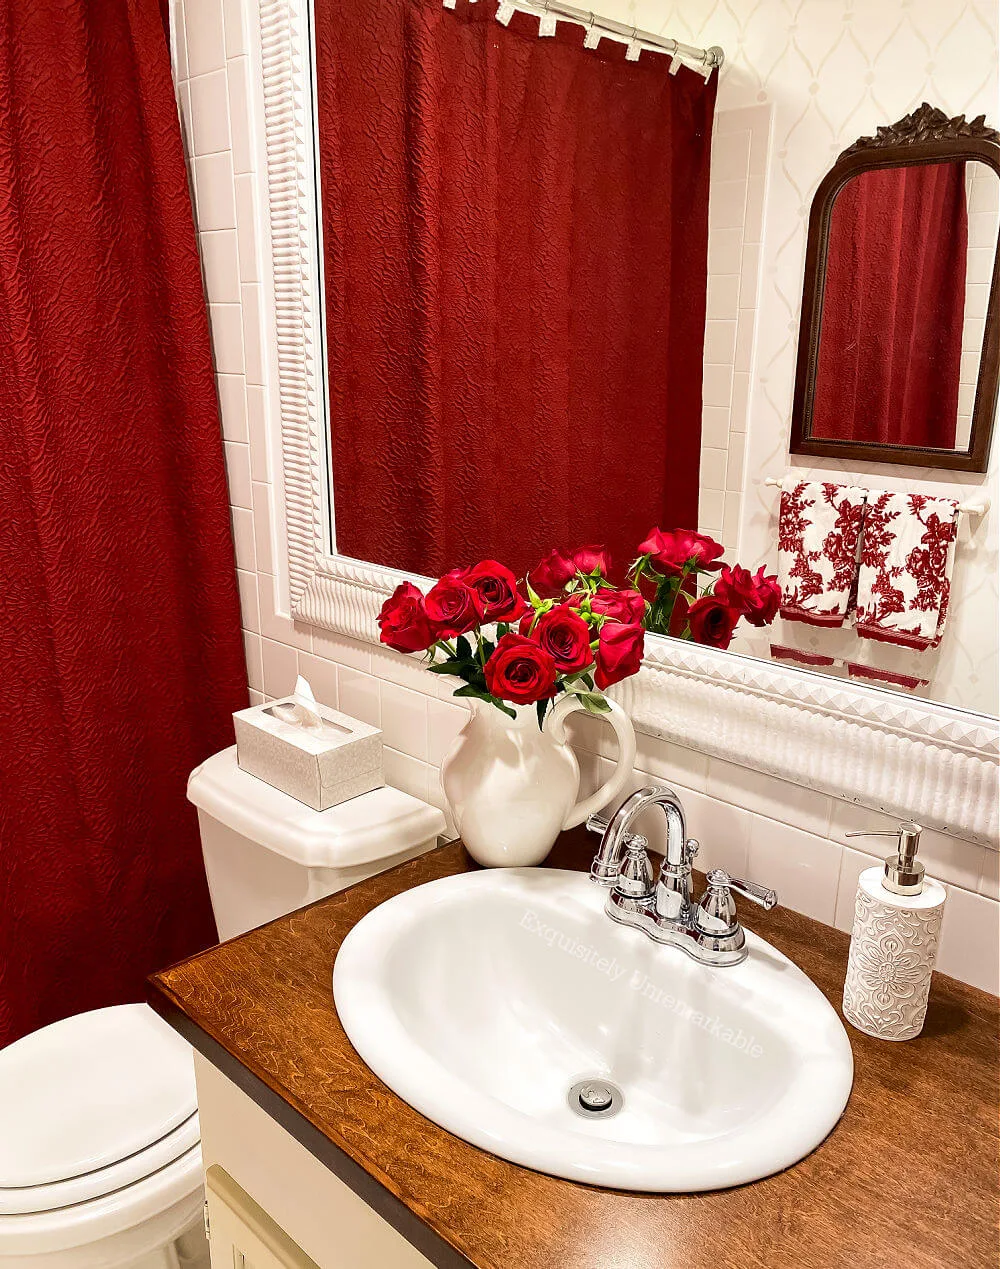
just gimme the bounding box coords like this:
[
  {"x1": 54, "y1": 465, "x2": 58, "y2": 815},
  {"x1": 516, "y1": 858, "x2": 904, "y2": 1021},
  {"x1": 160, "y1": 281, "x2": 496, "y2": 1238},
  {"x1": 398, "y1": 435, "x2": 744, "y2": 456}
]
[{"x1": 493, "y1": 0, "x2": 725, "y2": 71}]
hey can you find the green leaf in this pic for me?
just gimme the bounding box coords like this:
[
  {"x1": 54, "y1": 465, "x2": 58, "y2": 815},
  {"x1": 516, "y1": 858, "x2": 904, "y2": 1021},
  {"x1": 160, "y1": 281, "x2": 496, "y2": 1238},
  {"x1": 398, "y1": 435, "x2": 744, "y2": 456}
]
[
  {"x1": 536, "y1": 699, "x2": 548, "y2": 730},
  {"x1": 456, "y1": 635, "x2": 473, "y2": 662},
  {"x1": 488, "y1": 696, "x2": 517, "y2": 720},
  {"x1": 427, "y1": 662, "x2": 460, "y2": 674},
  {"x1": 581, "y1": 693, "x2": 611, "y2": 715},
  {"x1": 525, "y1": 578, "x2": 542, "y2": 605}
]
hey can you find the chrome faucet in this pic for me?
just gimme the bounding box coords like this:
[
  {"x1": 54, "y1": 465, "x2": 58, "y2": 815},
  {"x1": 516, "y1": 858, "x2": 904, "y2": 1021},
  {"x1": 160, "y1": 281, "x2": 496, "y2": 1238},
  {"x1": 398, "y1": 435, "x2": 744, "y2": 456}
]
[{"x1": 588, "y1": 786, "x2": 778, "y2": 967}]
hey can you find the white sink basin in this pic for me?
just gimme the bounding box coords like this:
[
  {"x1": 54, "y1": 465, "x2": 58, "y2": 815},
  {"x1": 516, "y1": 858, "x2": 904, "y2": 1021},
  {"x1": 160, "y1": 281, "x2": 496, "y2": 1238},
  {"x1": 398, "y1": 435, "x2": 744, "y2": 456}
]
[{"x1": 333, "y1": 868, "x2": 853, "y2": 1192}]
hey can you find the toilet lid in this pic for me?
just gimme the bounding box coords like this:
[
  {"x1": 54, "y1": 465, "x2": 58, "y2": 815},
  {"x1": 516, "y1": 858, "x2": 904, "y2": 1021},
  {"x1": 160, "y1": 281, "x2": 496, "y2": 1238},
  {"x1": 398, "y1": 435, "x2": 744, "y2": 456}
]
[{"x1": 0, "y1": 1004, "x2": 197, "y2": 1188}]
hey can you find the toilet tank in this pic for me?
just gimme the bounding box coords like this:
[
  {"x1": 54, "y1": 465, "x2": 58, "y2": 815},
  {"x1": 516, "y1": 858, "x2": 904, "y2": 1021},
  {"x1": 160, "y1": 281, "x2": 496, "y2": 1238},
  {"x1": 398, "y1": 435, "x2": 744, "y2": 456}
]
[{"x1": 188, "y1": 747, "x2": 447, "y2": 941}]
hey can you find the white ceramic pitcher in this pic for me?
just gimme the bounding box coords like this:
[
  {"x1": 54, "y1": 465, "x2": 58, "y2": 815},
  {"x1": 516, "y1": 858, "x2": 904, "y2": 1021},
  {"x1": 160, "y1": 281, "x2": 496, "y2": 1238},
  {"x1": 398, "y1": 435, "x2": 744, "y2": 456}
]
[{"x1": 440, "y1": 695, "x2": 636, "y2": 868}]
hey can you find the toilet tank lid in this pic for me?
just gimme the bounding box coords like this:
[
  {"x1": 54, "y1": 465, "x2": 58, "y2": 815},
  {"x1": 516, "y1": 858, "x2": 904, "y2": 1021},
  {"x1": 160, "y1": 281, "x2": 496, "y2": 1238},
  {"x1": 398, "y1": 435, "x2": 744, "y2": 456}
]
[{"x1": 188, "y1": 747, "x2": 447, "y2": 868}]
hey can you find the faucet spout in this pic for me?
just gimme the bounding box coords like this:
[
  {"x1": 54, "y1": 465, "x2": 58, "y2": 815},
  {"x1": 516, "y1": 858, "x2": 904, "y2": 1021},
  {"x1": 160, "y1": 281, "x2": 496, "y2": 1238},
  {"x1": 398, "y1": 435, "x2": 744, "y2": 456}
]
[{"x1": 589, "y1": 785, "x2": 689, "y2": 886}]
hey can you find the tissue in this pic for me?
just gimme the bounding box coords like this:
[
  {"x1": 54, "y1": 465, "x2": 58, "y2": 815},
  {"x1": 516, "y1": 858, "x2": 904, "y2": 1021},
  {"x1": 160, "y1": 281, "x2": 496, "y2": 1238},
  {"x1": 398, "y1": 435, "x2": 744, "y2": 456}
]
[{"x1": 234, "y1": 677, "x2": 383, "y2": 810}]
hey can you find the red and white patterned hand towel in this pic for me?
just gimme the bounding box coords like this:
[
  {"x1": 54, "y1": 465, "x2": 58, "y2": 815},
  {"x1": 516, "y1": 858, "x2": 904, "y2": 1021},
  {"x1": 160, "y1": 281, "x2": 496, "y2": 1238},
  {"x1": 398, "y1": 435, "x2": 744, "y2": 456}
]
[
  {"x1": 777, "y1": 478, "x2": 868, "y2": 626},
  {"x1": 854, "y1": 492, "x2": 959, "y2": 650}
]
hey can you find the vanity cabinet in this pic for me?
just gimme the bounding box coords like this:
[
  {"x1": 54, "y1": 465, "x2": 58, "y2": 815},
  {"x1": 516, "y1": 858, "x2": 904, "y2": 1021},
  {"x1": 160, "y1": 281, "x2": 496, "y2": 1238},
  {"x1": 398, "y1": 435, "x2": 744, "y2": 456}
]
[{"x1": 195, "y1": 1056, "x2": 432, "y2": 1269}]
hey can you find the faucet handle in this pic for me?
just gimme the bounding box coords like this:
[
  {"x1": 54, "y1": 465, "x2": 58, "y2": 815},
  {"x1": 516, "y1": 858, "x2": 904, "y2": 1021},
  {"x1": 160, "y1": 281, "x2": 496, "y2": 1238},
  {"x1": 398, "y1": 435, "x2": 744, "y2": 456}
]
[
  {"x1": 586, "y1": 812, "x2": 611, "y2": 836},
  {"x1": 719, "y1": 871, "x2": 778, "y2": 910},
  {"x1": 695, "y1": 869, "x2": 777, "y2": 938}
]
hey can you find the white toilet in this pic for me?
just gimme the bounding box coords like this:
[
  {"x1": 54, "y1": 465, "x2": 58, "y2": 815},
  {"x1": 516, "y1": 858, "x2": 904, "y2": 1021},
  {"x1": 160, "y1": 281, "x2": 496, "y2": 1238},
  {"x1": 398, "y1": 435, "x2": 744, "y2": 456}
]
[{"x1": 0, "y1": 747, "x2": 445, "y2": 1269}]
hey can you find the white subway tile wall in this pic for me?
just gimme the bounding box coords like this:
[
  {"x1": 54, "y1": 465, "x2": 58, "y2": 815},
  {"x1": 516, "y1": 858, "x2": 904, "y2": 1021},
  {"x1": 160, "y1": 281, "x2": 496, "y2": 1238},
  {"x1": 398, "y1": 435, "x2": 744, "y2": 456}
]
[
  {"x1": 171, "y1": 0, "x2": 999, "y2": 996},
  {"x1": 698, "y1": 103, "x2": 769, "y2": 556}
]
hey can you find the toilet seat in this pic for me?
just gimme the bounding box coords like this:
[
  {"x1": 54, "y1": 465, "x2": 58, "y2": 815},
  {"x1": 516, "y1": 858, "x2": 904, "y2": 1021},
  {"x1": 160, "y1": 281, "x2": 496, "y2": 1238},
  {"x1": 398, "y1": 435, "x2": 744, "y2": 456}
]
[
  {"x1": 0, "y1": 1004, "x2": 200, "y2": 1218},
  {"x1": 0, "y1": 1113, "x2": 200, "y2": 1216},
  {"x1": 0, "y1": 1143, "x2": 204, "y2": 1263}
]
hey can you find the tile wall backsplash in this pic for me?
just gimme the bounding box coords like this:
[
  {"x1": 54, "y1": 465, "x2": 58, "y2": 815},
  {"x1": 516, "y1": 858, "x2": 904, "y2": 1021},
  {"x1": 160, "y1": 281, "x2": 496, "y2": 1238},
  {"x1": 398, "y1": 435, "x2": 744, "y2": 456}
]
[{"x1": 170, "y1": 0, "x2": 999, "y2": 996}]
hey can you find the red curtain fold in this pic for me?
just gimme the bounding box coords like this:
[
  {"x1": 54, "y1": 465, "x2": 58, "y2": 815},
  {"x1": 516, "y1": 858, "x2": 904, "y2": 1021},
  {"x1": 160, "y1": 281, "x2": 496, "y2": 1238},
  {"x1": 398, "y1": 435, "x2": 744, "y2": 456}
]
[
  {"x1": 0, "y1": 0, "x2": 248, "y2": 1047},
  {"x1": 315, "y1": 0, "x2": 716, "y2": 582},
  {"x1": 812, "y1": 162, "x2": 968, "y2": 448}
]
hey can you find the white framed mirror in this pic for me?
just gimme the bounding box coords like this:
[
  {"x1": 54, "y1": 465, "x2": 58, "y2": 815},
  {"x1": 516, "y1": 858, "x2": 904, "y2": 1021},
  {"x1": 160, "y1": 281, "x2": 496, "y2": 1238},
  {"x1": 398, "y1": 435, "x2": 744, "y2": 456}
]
[{"x1": 250, "y1": 0, "x2": 998, "y2": 845}]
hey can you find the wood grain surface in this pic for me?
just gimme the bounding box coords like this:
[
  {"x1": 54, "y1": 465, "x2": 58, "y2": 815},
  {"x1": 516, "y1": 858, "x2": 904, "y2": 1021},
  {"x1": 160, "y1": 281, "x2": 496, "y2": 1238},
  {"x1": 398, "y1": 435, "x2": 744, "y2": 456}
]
[{"x1": 149, "y1": 831, "x2": 1000, "y2": 1269}]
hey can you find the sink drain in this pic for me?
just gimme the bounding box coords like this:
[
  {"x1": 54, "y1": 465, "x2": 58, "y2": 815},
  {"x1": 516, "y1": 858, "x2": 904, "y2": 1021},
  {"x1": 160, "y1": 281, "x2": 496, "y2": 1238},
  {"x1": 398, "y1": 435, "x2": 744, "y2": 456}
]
[{"x1": 568, "y1": 1078, "x2": 623, "y2": 1120}]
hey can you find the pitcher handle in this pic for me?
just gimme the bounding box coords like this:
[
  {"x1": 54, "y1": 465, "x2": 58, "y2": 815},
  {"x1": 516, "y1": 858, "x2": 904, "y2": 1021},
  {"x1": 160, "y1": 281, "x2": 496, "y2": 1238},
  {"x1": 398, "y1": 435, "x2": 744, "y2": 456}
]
[{"x1": 546, "y1": 695, "x2": 637, "y2": 830}]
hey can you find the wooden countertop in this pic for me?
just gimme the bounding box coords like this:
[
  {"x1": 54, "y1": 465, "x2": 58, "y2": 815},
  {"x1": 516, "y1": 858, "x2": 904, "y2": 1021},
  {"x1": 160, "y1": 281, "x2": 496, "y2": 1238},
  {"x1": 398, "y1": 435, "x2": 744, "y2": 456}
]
[{"x1": 149, "y1": 832, "x2": 1000, "y2": 1269}]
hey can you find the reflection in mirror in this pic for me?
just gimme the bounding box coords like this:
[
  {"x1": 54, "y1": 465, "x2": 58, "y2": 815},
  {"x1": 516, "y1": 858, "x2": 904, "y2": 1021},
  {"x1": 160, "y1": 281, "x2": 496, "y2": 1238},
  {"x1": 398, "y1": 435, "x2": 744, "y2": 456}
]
[
  {"x1": 310, "y1": 7, "x2": 998, "y2": 720},
  {"x1": 811, "y1": 160, "x2": 997, "y2": 451},
  {"x1": 792, "y1": 105, "x2": 1000, "y2": 471},
  {"x1": 313, "y1": 0, "x2": 719, "y2": 580}
]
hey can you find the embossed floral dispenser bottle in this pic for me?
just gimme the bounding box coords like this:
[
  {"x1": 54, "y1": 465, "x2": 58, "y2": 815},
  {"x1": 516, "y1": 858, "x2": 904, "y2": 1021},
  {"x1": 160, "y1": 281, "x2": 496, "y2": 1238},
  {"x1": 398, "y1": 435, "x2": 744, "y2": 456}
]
[{"x1": 842, "y1": 822, "x2": 946, "y2": 1041}]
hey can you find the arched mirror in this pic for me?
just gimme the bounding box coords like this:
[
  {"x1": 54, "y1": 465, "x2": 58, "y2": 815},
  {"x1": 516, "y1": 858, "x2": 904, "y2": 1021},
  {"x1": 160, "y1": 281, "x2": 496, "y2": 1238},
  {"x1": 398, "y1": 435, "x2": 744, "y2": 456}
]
[{"x1": 791, "y1": 104, "x2": 999, "y2": 472}]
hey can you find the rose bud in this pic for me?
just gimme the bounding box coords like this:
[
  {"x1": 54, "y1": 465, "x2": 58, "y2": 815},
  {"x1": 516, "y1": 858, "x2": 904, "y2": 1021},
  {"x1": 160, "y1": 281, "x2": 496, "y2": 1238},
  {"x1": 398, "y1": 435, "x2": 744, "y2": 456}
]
[
  {"x1": 377, "y1": 582, "x2": 435, "y2": 653},
  {"x1": 424, "y1": 576, "x2": 486, "y2": 639},
  {"x1": 484, "y1": 633, "x2": 558, "y2": 704},
  {"x1": 528, "y1": 545, "x2": 612, "y2": 598},
  {"x1": 686, "y1": 595, "x2": 740, "y2": 649},
  {"x1": 531, "y1": 606, "x2": 595, "y2": 673},
  {"x1": 713, "y1": 565, "x2": 781, "y2": 627},
  {"x1": 637, "y1": 528, "x2": 725, "y2": 576},
  {"x1": 594, "y1": 621, "x2": 645, "y2": 689}
]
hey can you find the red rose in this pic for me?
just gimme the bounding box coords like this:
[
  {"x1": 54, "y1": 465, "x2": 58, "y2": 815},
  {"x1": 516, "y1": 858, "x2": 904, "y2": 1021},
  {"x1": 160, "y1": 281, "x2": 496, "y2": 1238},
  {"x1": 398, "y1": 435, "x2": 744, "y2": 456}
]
[
  {"x1": 453, "y1": 560, "x2": 529, "y2": 623},
  {"x1": 585, "y1": 588, "x2": 647, "y2": 625},
  {"x1": 528, "y1": 545, "x2": 611, "y2": 598},
  {"x1": 378, "y1": 582, "x2": 435, "y2": 653},
  {"x1": 531, "y1": 606, "x2": 594, "y2": 673},
  {"x1": 686, "y1": 596, "x2": 740, "y2": 649},
  {"x1": 713, "y1": 565, "x2": 781, "y2": 627},
  {"x1": 424, "y1": 576, "x2": 485, "y2": 639},
  {"x1": 595, "y1": 622, "x2": 644, "y2": 690},
  {"x1": 638, "y1": 528, "x2": 725, "y2": 576},
  {"x1": 484, "y1": 633, "x2": 558, "y2": 704}
]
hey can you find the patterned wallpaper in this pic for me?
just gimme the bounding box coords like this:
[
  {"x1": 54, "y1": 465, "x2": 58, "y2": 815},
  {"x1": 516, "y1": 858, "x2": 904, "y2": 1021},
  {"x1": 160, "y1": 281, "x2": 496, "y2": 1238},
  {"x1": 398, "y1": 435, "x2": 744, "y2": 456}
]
[{"x1": 597, "y1": 0, "x2": 999, "y2": 713}]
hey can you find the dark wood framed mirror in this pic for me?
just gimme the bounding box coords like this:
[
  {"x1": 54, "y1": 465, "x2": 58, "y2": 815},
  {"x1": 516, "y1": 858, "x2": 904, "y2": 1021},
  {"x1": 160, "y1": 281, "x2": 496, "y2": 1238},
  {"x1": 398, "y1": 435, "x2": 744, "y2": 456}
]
[{"x1": 791, "y1": 104, "x2": 999, "y2": 472}]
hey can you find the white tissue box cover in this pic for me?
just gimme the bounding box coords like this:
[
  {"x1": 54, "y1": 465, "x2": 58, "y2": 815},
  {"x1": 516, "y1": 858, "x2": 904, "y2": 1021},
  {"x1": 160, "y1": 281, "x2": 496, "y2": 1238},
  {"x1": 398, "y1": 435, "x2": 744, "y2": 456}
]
[{"x1": 234, "y1": 696, "x2": 383, "y2": 811}]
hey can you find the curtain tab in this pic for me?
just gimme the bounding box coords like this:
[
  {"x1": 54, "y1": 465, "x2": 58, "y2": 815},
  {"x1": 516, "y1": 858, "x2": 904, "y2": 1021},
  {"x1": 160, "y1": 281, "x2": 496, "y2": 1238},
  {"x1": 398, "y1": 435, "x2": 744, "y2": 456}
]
[
  {"x1": 443, "y1": 0, "x2": 457, "y2": 9},
  {"x1": 496, "y1": 1, "x2": 515, "y2": 25},
  {"x1": 669, "y1": 53, "x2": 682, "y2": 75},
  {"x1": 625, "y1": 32, "x2": 642, "y2": 61},
  {"x1": 583, "y1": 18, "x2": 601, "y2": 49},
  {"x1": 538, "y1": 9, "x2": 557, "y2": 36}
]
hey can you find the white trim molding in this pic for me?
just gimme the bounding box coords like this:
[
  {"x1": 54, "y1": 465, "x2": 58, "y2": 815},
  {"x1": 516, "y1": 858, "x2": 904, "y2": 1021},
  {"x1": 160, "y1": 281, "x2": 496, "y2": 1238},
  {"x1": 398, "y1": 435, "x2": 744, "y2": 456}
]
[{"x1": 254, "y1": 0, "x2": 999, "y2": 847}]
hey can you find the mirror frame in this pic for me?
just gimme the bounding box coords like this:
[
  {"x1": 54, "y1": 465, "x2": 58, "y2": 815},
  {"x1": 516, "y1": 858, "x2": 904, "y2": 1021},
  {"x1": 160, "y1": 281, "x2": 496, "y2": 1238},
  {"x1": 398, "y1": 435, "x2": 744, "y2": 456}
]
[
  {"x1": 790, "y1": 103, "x2": 1000, "y2": 472},
  {"x1": 247, "y1": 5, "x2": 998, "y2": 844}
]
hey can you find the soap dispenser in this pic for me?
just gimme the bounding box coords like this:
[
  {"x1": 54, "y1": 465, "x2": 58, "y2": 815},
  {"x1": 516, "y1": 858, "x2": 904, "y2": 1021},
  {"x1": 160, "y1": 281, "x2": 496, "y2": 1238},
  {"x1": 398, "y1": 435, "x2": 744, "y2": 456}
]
[{"x1": 842, "y1": 821, "x2": 945, "y2": 1041}]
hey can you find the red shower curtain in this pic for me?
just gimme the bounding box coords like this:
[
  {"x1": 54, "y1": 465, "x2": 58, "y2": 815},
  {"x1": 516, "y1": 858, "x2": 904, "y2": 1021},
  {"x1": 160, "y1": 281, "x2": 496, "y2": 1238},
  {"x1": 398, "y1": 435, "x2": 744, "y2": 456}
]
[
  {"x1": 812, "y1": 163, "x2": 968, "y2": 448},
  {"x1": 0, "y1": 0, "x2": 247, "y2": 1046},
  {"x1": 315, "y1": 0, "x2": 716, "y2": 581}
]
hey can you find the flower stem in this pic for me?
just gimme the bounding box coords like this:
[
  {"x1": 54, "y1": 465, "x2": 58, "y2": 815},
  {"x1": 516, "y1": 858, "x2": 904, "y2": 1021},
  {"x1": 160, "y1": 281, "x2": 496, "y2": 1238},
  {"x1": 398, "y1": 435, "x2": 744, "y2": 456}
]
[{"x1": 663, "y1": 566, "x2": 692, "y2": 636}]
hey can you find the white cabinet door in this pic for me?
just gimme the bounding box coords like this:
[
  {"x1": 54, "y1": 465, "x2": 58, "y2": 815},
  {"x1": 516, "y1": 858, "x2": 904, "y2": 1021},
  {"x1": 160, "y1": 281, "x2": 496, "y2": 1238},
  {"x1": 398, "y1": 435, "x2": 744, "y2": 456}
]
[{"x1": 206, "y1": 1166, "x2": 320, "y2": 1269}]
